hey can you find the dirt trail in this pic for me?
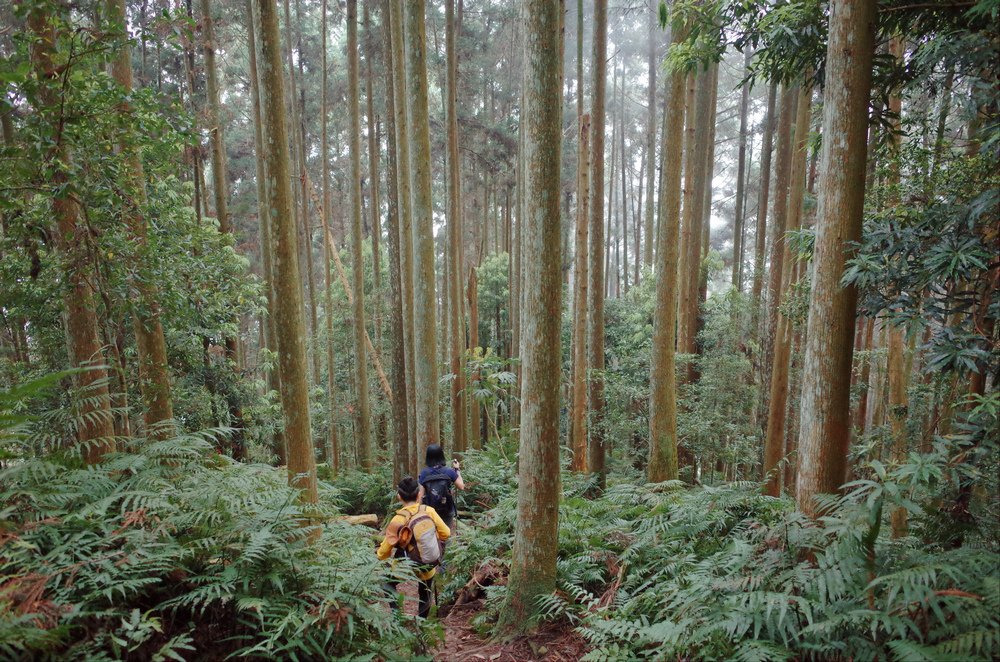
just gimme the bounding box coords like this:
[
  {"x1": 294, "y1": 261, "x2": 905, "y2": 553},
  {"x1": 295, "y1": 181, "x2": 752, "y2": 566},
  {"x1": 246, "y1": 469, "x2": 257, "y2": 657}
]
[{"x1": 396, "y1": 581, "x2": 587, "y2": 661}]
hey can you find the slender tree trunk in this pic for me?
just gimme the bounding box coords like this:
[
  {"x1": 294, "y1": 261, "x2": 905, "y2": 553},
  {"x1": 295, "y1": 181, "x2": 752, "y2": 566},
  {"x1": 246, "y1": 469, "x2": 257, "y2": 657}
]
[
  {"x1": 886, "y1": 36, "x2": 910, "y2": 538},
  {"x1": 467, "y1": 267, "x2": 482, "y2": 448},
  {"x1": 732, "y1": 48, "x2": 751, "y2": 290},
  {"x1": 498, "y1": 0, "x2": 563, "y2": 628},
  {"x1": 364, "y1": 3, "x2": 383, "y2": 356},
  {"x1": 643, "y1": 3, "x2": 656, "y2": 270},
  {"x1": 762, "y1": 84, "x2": 798, "y2": 398},
  {"x1": 29, "y1": 4, "x2": 115, "y2": 463},
  {"x1": 247, "y1": 1, "x2": 285, "y2": 464},
  {"x1": 346, "y1": 0, "x2": 373, "y2": 470},
  {"x1": 320, "y1": 0, "x2": 341, "y2": 474},
  {"x1": 751, "y1": 82, "x2": 778, "y2": 323},
  {"x1": 387, "y1": 0, "x2": 418, "y2": 475},
  {"x1": 587, "y1": 0, "x2": 608, "y2": 487},
  {"x1": 446, "y1": 0, "x2": 467, "y2": 455},
  {"x1": 403, "y1": 0, "x2": 441, "y2": 451},
  {"x1": 796, "y1": 0, "x2": 876, "y2": 517},
  {"x1": 763, "y1": 83, "x2": 810, "y2": 496},
  {"x1": 571, "y1": 113, "x2": 591, "y2": 472},
  {"x1": 252, "y1": 0, "x2": 318, "y2": 503},
  {"x1": 620, "y1": 78, "x2": 629, "y2": 294},
  {"x1": 108, "y1": 0, "x2": 175, "y2": 440},
  {"x1": 648, "y1": 19, "x2": 687, "y2": 483}
]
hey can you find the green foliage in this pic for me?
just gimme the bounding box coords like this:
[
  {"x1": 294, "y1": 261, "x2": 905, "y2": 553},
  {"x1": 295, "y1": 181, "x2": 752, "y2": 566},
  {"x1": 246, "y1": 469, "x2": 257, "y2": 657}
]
[{"x1": 0, "y1": 377, "x2": 427, "y2": 660}]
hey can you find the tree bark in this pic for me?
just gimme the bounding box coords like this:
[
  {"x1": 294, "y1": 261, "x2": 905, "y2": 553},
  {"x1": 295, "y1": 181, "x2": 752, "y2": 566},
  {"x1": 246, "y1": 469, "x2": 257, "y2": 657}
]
[
  {"x1": 108, "y1": 0, "x2": 175, "y2": 440},
  {"x1": 587, "y1": 0, "x2": 608, "y2": 487},
  {"x1": 252, "y1": 0, "x2": 318, "y2": 502},
  {"x1": 247, "y1": 0, "x2": 285, "y2": 464},
  {"x1": 28, "y1": 3, "x2": 115, "y2": 463},
  {"x1": 403, "y1": 0, "x2": 440, "y2": 452},
  {"x1": 643, "y1": 3, "x2": 657, "y2": 270},
  {"x1": 571, "y1": 113, "x2": 591, "y2": 472},
  {"x1": 320, "y1": 0, "x2": 341, "y2": 474},
  {"x1": 796, "y1": 0, "x2": 876, "y2": 517},
  {"x1": 751, "y1": 82, "x2": 778, "y2": 324},
  {"x1": 648, "y1": 19, "x2": 687, "y2": 483},
  {"x1": 446, "y1": 0, "x2": 467, "y2": 455},
  {"x1": 763, "y1": 82, "x2": 810, "y2": 497},
  {"x1": 731, "y1": 48, "x2": 751, "y2": 291},
  {"x1": 498, "y1": 0, "x2": 563, "y2": 628}
]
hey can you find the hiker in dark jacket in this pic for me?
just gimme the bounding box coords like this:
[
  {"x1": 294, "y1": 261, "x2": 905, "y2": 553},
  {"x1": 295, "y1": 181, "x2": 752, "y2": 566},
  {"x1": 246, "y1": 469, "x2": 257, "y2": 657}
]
[{"x1": 417, "y1": 444, "x2": 465, "y2": 531}]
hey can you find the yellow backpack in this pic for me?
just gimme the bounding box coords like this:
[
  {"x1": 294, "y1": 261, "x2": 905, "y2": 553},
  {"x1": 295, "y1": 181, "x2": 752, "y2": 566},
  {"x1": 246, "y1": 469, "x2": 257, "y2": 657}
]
[{"x1": 395, "y1": 506, "x2": 442, "y2": 566}]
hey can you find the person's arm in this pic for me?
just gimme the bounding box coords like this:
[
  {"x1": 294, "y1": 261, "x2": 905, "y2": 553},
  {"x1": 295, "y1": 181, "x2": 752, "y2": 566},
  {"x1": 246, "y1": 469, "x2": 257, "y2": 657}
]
[
  {"x1": 428, "y1": 507, "x2": 451, "y2": 542},
  {"x1": 450, "y1": 462, "x2": 466, "y2": 491},
  {"x1": 376, "y1": 516, "x2": 402, "y2": 560}
]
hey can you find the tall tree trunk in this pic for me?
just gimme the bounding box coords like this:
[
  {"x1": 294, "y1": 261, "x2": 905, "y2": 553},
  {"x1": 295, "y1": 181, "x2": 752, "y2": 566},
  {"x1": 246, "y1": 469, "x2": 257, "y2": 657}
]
[
  {"x1": 387, "y1": 0, "x2": 418, "y2": 475},
  {"x1": 108, "y1": 0, "x2": 175, "y2": 440},
  {"x1": 587, "y1": 0, "x2": 608, "y2": 487},
  {"x1": 763, "y1": 82, "x2": 810, "y2": 496},
  {"x1": 403, "y1": 0, "x2": 441, "y2": 451},
  {"x1": 467, "y1": 267, "x2": 482, "y2": 448},
  {"x1": 571, "y1": 113, "x2": 591, "y2": 472},
  {"x1": 200, "y1": 0, "x2": 245, "y2": 455},
  {"x1": 364, "y1": 3, "x2": 383, "y2": 358},
  {"x1": 648, "y1": 19, "x2": 687, "y2": 483},
  {"x1": 795, "y1": 0, "x2": 876, "y2": 517},
  {"x1": 320, "y1": 0, "x2": 340, "y2": 474},
  {"x1": 446, "y1": 0, "x2": 467, "y2": 455},
  {"x1": 643, "y1": 3, "x2": 656, "y2": 270},
  {"x1": 731, "y1": 48, "x2": 751, "y2": 291},
  {"x1": 498, "y1": 0, "x2": 563, "y2": 628},
  {"x1": 762, "y1": 84, "x2": 798, "y2": 400},
  {"x1": 247, "y1": 0, "x2": 285, "y2": 464},
  {"x1": 620, "y1": 76, "x2": 629, "y2": 294},
  {"x1": 28, "y1": 3, "x2": 115, "y2": 463},
  {"x1": 347, "y1": 0, "x2": 373, "y2": 470},
  {"x1": 886, "y1": 36, "x2": 910, "y2": 538},
  {"x1": 751, "y1": 82, "x2": 778, "y2": 325},
  {"x1": 252, "y1": 0, "x2": 318, "y2": 503}
]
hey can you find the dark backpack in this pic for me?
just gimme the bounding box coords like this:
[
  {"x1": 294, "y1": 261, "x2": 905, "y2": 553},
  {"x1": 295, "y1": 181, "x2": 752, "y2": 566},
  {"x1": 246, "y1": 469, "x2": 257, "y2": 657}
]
[{"x1": 421, "y1": 468, "x2": 453, "y2": 516}]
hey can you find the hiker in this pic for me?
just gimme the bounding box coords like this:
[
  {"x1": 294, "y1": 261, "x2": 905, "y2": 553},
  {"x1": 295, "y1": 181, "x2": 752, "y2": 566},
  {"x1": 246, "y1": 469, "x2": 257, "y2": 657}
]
[
  {"x1": 418, "y1": 444, "x2": 465, "y2": 532},
  {"x1": 377, "y1": 476, "x2": 451, "y2": 618}
]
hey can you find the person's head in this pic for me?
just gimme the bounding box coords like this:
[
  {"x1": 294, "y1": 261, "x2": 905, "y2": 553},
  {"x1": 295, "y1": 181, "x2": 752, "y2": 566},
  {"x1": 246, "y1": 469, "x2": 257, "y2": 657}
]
[
  {"x1": 397, "y1": 476, "x2": 421, "y2": 503},
  {"x1": 425, "y1": 444, "x2": 446, "y2": 468}
]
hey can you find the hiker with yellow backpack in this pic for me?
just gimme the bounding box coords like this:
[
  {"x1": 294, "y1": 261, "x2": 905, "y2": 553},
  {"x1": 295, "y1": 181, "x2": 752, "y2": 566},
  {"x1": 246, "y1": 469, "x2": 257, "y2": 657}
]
[{"x1": 376, "y1": 476, "x2": 451, "y2": 618}]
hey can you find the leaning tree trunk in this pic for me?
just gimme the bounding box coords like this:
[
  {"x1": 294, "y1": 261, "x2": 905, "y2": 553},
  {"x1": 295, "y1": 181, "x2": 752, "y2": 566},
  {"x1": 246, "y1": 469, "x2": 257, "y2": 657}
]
[
  {"x1": 498, "y1": 0, "x2": 563, "y2": 629},
  {"x1": 347, "y1": 0, "x2": 373, "y2": 470},
  {"x1": 28, "y1": 3, "x2": 115, "y2": 463},
  {"x1": 107, "y1": 0, "x2": 175, "y2": 440},
  {"x1": 795, "y1": 0, "x2": 876, "y2": 517},
  {"x1": 648, "y1": 19, "x2": 688, "y2": 483},
  {"x1": 403, "y1": 0, "x2": 440, "y2": 451},
  {"x1": 252, "y1": 0, "x2": 318, "y2": 503},
  {"x1": 587, "y1": 0, "x2": 608, "y2": 487}
]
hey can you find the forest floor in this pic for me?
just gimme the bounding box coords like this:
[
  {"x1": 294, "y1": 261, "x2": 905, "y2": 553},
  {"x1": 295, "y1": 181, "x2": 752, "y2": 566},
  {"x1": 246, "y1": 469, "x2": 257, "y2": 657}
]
[{"x1": 397, "y1": 581, "x2": 588, "y2": 661}]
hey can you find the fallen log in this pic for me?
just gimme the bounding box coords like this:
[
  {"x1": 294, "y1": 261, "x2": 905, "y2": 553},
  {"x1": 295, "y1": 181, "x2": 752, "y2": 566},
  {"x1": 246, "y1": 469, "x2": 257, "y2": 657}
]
[{"x1": 341, "y1": 514, "x2": 379, "y2": 529}]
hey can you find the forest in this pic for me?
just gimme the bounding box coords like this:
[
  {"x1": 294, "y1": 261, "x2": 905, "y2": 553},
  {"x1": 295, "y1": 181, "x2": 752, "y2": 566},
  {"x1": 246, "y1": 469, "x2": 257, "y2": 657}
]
[{"x1": 0, "y1": 0, "x2": 997, "y2": 659}]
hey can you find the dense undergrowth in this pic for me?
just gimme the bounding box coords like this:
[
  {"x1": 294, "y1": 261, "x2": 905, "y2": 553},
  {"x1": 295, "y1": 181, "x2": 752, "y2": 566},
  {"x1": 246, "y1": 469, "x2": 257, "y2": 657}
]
[
  {"x1": 0, "y1": 378, "x2": 433, "y2": 661},
  {"x1": 3, "y1": 373, "x2": 998, "y2": 660},
  {"x1": 443, "y1": 402, "x2": 1000, "y2": 661}
]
